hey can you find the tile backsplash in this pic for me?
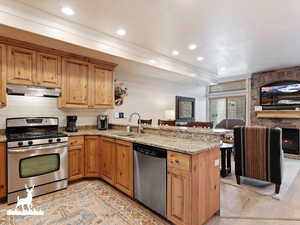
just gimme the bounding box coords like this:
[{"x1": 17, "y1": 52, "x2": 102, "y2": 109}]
[{"x1": 0, "y1": 95, "x2": 107, "y2": 129}]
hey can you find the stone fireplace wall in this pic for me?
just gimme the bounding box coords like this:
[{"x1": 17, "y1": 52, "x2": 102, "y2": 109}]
[{"x1": 251, "y1": 67, "x2": 300, "y2": 128}]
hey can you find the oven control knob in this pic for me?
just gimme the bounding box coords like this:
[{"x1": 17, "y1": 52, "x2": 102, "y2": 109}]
[
  {"x1": 18, "y1": 142, "x2": 23, "y2": 146},
  {"x1": 28, "y1": 141, "x2": 33, "y2": 145},
  {"x1": 56, "y1": 138, "x2": 61, "y2": 142},
  {"x1": 48, "y1": 139, "x2": 53, "y2": 143}
]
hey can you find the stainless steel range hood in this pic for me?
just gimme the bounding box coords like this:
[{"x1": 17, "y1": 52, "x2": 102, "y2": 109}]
[{"x1": 7, "y1": 84, "x2": 61, "y2": 97}]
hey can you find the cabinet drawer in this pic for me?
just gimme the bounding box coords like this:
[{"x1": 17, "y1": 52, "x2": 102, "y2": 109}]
[
  {"x1": 168, "y1": 152, "x2": 191, "y2": 172},
  {"x1": 68, "y1": 136, "x2": 84, "y2": 147}
]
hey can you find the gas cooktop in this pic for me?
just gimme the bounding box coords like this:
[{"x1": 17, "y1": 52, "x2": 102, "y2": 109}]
[{"x1": 7, "y1": 131, "x2": 67, "y2": 142}]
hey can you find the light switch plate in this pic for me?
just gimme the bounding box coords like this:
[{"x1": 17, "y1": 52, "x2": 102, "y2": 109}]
[
  {"x1": 214, "y1": 159, "x2": 220, "y2": 167},
  {"x1": 115, "y1": 112, "x2": 119, "y2": 118}
]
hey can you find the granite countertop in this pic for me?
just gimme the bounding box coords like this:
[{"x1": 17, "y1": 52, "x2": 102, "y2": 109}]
[
  {"x1": 110, "y1": 123, "x2": 232, "y2": 136},
  {"x1": 0, "y1": 128, "x2": 221, "y2": 154},
  {"x1": 66, "y1": 129, "x2": 221, "y2": 154}
]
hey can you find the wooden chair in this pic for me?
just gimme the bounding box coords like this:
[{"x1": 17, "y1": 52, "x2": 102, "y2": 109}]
[
  {"x1": 234, "y1": 126, "x2": 283, "y2": 194},
  {"x1": 138, "y1": 119, "x2": 152, "y2": 125},
  {"x1": 158, "y1": 119, "x2": 176, "y2": 126},
  {"x1": 187, "y1": 121, "x2": 213, "y2": 128}
]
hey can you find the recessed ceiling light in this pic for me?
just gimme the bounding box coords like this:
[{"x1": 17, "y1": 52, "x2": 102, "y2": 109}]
[
  {"x1": 197, "y1": 56, "x2": 204, "y2": 61},
  {"x1": 189, "y1": 73, "x2": 197, "y2": 77},
  {"x1": 149, "y1": 59, "x2": 156, "y2": 64},
  {"x1": 172, "y1": 50, "x2": 179, "y2": 56},
  {"x1": 210, "y1": 82, "x2": 218, "y2": 85},
  {"x1": 116, "y1": 28, "x2": 127, "y2": 36},
  {"x1": 188, "y1": 44, "x2": 197, "y2": 50},
  {"x1": 61, "y1": 7, "x2": 74, "y2": 16}
]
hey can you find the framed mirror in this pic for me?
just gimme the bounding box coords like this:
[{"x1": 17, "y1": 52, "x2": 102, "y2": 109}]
[{"x1": 175, "y1": 96, "x2": 195, "y2": 122}]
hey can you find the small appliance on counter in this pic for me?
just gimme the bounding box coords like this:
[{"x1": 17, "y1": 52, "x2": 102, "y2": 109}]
[
  {"x1": 97, "y1": 115, "x2": 109, "y2": 130},
  {"x1": 66, "y1": 116, "x2": 78, "y2": 132}
]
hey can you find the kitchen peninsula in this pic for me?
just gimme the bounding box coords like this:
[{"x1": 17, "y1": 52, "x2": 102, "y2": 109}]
[{"x1": 66, "y1": 124, "x2": 222, "y2": 225}]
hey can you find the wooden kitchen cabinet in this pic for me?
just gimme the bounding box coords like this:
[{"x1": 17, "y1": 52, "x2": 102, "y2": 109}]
[
  {"x1": 84, "y1": 136, "x2": 101, "y2": 177},
  {"x1": 167, "y1": 149, "x2": 220, "y2": 225},
  {"x1": 59, "y1": 60, "x2": 115, "y2": 109},
  {"x1": 7, "y1": 45, "x2": 61, "y2": 88},
  {"x1": 59, "y1": 57, "x2": 90, "y2": 108},
  {"x1": 91, "y1": 64, "x2": 114, "y2": 108},
  {"x1": 115, "y1": 140, "x2": 133, "y2": 197},
  {"x1": 99, "y1": 136, "x2": 116, "y2": 185},
  {"x1": 0, "y1": 142, "x2": 6, "y2": 199},
  {"x1": 68, "y1": 136, "x2": 85, "y2": 182},
  {"x1": 7, "y1": 46, "x2": 36, "y2": 86},
  {"x1": 167, "y1": 169, "x2": 191, "y2": 225},
  {"x1": 36, "y1": 52, "x2": 61, "y2": 88},
  {"x1": 99, "y1": 136, "x2": 133, "y2": 197},
  {"x1": 0, "y1": 44, "x2": 6, "y2": 107}
]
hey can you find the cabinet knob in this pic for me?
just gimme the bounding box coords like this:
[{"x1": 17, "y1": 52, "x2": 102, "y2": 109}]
[
  {"x1": 0, "y1": 185, "x2": 4, "y2": 189},
  {"x1": 175, "y1": 159, "x2": 180, "y2": 164}
]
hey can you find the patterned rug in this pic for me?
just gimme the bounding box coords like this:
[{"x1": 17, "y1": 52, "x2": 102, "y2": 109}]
[{"x1": 0, "y1": 180, "x2": 170, "y2": 225}]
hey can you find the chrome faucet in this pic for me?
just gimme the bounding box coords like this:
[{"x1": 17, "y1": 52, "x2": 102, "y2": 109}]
[{"x1": 128, "y1": 112, "x2": 143, "y2": 134}]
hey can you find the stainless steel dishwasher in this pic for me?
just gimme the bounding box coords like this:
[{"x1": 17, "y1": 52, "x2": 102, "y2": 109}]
[{"x1": 134, "y1": 143, "x2": 167, "y2": 217}]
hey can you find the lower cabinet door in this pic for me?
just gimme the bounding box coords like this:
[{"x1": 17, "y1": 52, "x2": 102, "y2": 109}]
[
  {"x1": 84, "y1": 136, "x2": 101, "y2": 177},
  {"x1": 115, "y1": 140, "x2": 133, "y2": 197},
  {"x1": 0, "y1": 143, "x2": 6, "y2": 198},
  {"x1": 167, "y1": 170, "x2": 191, "y2": 225},
  {"x1": 68, "y1": 145, "x2": 85, "y2": 182},
  {"x1": 99, "y1": 137, "x2": 116, "y2": 185}
]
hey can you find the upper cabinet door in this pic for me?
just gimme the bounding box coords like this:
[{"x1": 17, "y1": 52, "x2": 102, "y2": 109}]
[
  {"x1": 37, "y1": 53, "x2": 61, "y2": 88},
  {"x1": 0, "y1": 44, "x2": 7, "y2": 107},
  {"x1": 60, "y1": 58, "x2": 90, "y2": 108},
  {"x1": 92, "y1": 65, "x2": 114, "y2": 108},
  {"x1": 7, "y1": 46, "x2": 36, "y2": 86}
]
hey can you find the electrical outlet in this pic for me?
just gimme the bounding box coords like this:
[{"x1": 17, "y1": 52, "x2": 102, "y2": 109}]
[
  {"x1": 214, "y1": 159, "x2": 220, "y2": 167},
  {"x1": 115, "y1": 112, "x2": 119, "y2": 118}
]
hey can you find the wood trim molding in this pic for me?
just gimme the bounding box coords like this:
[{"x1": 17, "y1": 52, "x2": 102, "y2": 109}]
[
  {"x1": 0, "y1": 36, "x2": 118, "y2": 71},
  {"x1": 256, "y1": 110, "x2": 300, "y2": 119}
]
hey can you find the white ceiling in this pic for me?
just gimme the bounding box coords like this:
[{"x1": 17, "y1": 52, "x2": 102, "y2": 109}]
[{"x1": 3, "y1": 0, "x2": 300, "y2": 80}]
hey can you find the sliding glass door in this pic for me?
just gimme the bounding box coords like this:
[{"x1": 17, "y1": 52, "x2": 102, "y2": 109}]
[{"x1": 209, "y1": 96, "x2": 246, "y2": 127}]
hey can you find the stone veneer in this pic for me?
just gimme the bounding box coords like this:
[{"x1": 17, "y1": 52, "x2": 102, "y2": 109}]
[{"x1": 251, "y1": 67, "x2": 300, "y2": 128}]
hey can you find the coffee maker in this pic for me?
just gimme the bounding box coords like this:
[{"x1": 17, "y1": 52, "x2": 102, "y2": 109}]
[
  {"x1": 66, "y1": 116, "x2": 78, "y2": 132},
  {"x1": 97, "y1": 115, "x2": 108, "y2": 130}
]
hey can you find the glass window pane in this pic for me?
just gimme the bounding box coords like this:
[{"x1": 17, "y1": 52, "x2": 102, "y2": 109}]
[
  {"x1": 227, "y1": 97, "x2": 246, "y2": 121},
  {"x1": 209, "y1": 98, "x2": 226, "y2": 126},
  {"x1": 20, "y1": 154, "x2": 60, "y2": 178},
  {"x1": 209, "y1": 80, "x2": 246, "y2": 93}
]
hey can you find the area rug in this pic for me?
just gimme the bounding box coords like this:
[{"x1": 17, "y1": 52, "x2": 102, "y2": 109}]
[
  {"x1": 0, "y1": 180, "x2": 170, "y2": 225},
  {"x1": 221, "y1": 158, "x2": 300, "y2": 200}
]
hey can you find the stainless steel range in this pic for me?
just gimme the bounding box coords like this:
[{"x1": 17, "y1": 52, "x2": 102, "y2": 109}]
[{"x1": 6, "y1": 117, "x2": 68, "y2": 204}]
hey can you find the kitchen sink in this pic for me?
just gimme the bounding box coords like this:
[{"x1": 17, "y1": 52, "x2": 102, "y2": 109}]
[{"x1": 114, "y1": 132, "x2": 140, "y2": 138}]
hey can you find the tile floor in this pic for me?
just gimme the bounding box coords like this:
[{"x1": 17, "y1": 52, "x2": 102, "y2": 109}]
[{"x1": 0, "y1": 165, "x2": 300, "y2": 225}]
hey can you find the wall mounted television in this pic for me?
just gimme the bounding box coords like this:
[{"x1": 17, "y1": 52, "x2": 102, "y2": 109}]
[{"x1": 260, "y1": 81, "x2": 300, "y2": 107}]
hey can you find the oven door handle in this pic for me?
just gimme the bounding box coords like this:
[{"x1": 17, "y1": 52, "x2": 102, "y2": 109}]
[{"x1": 8, "y1": 143, "x2": 68, "y2": 153}]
